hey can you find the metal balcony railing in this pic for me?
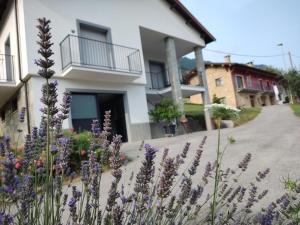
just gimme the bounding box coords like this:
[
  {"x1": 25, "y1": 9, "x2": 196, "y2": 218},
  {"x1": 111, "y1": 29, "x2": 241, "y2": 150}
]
[
  {"x1": 147, "y1": 67, "x2": 189, "y2": 90},
  {"x1": 60, "y1": 35, "x2": 142, "y2": 74},
  {"x1": 0, "y1": 54, "x2": 14, "y2": 83}
]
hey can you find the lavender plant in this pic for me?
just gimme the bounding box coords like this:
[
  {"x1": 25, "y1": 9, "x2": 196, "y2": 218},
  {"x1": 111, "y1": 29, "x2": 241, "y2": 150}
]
[{"x1": 0, "y1": 17, "x2": 298, "y2": 225}]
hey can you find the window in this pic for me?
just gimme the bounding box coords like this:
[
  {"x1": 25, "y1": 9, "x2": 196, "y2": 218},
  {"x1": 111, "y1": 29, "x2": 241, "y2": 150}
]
[
  {"x1": 215, "y1": 77, "x2": 223, "y2": 87},
  {"x1": 266, "y1": 81, "x2": 271, "y2": 90},
  {"x1": 246, "y1": 76, "x2": 252, "y2": 88},
  {"x1": 259, "y1": 80, "x2": 264, "y2": 90},
  {"x1": 235, "y1": 75, "x2": 244, "y2": 89},
  {"x1": 71, "y1": 94, "x2": 98, "y2": 119}
]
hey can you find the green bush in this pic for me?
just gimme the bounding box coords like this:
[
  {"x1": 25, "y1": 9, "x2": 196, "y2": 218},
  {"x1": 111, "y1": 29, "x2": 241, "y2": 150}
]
[
  {"x1": 149, "y1": 98, "x2": 181, "y2": 125},
  {"x1": 207, "y1": 103, "x2": 240, "y2": 120}
]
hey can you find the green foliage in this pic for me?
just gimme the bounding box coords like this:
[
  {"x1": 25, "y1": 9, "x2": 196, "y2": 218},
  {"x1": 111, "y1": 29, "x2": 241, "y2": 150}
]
[
  {"x1": 262, "y1": 65, "x2": 284, "y2": 76},
  {"x1": 149, "y1": 98, "x2": 181, "y2": 124},
  {"x1": 212, "y1": 94, "x2": 223, "y2": 104},
  {"x1": 233, "y1": 107, "x2": 262, "y2": 126},
  {"x1": 184, "y1": 103, "x2": 206, "y2": 128},
  {"x1": 209, "y1": 104, "x2": 240, "y2": 120},
  {"x1": 278, "y1": 177, "x2": 300, "y2": 224},
  {"x1": 290, "y1": 104, "x2": 300, "y2": 117},
  {"x1": 284, "y1": 69, "x2": 300, "y2": 99}
]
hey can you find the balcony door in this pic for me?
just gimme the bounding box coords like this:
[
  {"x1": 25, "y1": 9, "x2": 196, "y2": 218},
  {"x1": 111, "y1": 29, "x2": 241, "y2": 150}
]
[
  {"x1": 5, "y1": 37, "x2": 12, "y2": 81},
  {"x1": 79, "y1": 24, "x2": 112, "y2": 69},
  {"x1": 149, "y1": 61, "x2": 167, "y2": 89}
]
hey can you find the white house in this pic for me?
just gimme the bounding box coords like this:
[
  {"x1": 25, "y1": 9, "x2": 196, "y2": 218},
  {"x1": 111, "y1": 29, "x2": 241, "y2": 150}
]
[{"x1": 0, "y1": 0, "x2": 215, "y2": 142}]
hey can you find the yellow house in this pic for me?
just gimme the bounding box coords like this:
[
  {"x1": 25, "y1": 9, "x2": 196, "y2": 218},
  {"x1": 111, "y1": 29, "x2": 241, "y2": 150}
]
[{"x1": 187, "y1": 56, "x2": 284, "y2": 108}]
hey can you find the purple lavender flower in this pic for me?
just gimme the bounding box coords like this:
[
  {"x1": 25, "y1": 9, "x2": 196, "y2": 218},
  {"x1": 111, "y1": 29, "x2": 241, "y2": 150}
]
[
  {"x1": 51, "y1": 144, "x2": 58, "y2": 154},
  {"x1": 256, "y1": 168, "x2": 270, "y2": 181},
  {"x1": 91, "y1": 119, "x2": 101, "y2": 138},
  {"x1": 188, "y1": 137, "x2": 206, "y2": 176},
  {"x1": 202, "y1": 162, "x2": 212, "y2": 184},
  {"x1": 110, "y1": 135, "x2": 123, "y2": 182},
  {"x1": 57, "y1": 137, "x2": 71, "y2": 170},
  {"x1": 181, "y1": 142, "x2": 191, "y2": 158},
  {"x1": 35, "y1": 18, "x2": 55, "y2": 79},
  {"x1": 238, "y1": 153, "x2": 252, "y2": 171},
  {"x1": 177, "y1": 176, "x2": 192, "y2": 205},
  {"x1": 157, "y1": 157, "x2": 177, "y2": 199},
  {"x1": 81, "y1": 160, "x2": 90, "y2": 185},
  {"x1": 0, "y1": 211, "x2": 14, "y2": 224},
  {"x1": 23, "y1": 134, "x2": 33, "y2": 171},
  {"x1": 134, "y1": 143, "x2": 157, "y2": 196},
  {"x1": 59, "y1": 92, "x2": 72, "y2": 120},
  {"x1": 189, "y1": 185, "x2": 203, "y2": 205}
]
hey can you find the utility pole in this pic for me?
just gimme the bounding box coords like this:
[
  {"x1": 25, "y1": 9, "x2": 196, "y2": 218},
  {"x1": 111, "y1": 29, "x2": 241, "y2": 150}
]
[
  {"x1": 277, "y1": 43, "x2": 293, "y2": 103},
  {"x1": 288, "y1": 51, "x2": 294, "y2": 70}
]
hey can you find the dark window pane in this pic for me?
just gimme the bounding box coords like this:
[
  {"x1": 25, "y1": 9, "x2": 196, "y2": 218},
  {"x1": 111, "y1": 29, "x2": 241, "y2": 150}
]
[{"x1": 71, "y1": 94, "x2": 97, "y2": 119}]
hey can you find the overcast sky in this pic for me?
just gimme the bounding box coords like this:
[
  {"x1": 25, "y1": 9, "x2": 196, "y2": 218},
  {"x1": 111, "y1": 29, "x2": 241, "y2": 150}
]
[{"x1": 181, "y1": 0, "x2": 300, "y2": 70}]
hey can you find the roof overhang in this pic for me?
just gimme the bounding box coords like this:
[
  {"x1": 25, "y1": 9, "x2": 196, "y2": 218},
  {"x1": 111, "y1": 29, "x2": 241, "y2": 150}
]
[
  {"x1": 0, "y1": 0, "x2": 216, "y2": 44},
  {"x1": 164, "y1": 0, "x2": 216, "y2": 44},
  {"x1": 206, "y1": 63, "x2": 280, "y2": 79}
]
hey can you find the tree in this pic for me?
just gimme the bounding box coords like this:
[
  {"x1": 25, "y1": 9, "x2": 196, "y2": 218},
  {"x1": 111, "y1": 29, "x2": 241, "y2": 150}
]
[{"x1": 284, "y1": 69, "x2": 300, "y2": 100}]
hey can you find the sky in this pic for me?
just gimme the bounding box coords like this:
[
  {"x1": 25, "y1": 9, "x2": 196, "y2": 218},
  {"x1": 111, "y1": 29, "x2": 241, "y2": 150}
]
[{"x1": 181, "y1": 0, "x2": 300, "y2": 70}]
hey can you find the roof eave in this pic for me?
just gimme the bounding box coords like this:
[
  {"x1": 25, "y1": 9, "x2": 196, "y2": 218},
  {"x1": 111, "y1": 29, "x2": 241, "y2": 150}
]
[{"x1": 165, "y1": 0, "x2": 216, "y2": 44}]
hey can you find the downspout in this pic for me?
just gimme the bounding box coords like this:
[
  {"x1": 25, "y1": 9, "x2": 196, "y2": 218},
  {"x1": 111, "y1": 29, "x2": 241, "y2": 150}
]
[{"x1": 14, "y1": 0, "x2": 31, "y2": 133}]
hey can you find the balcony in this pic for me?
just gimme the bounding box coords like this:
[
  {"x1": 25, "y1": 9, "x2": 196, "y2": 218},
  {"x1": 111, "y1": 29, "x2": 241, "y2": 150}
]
[
  {"x1": 237, "y1": 83, "x2": 275, "y2": 95},
  {"x1": 0, "y1": 54, "x2": 17, "y2": 108},
  {"x1": 60, "y1": 35, "x2": 142, "y2": 82},
  {"x1": 146, "y1": 68, "x2": 205, "y2": 102},
  {"x1": 237, "y1": 85, "x2": 261, "y2": 94}
]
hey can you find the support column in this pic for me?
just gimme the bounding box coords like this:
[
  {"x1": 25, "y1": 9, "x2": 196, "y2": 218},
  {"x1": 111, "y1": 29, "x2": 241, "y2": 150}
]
[
  {"x1": 165, "y1": 37, "x2": 185, "y2": 120},
  {"x1": 194, "y1": 46, "x2": 213, "y2": 130}
]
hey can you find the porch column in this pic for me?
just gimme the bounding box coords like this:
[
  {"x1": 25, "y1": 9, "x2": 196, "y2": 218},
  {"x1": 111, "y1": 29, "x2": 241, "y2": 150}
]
[
  {"x1": 165, "y1": 37, "x2": 185, "y2": 119},
  {"x1": 194, "y1": 46, "x2": 213, "y2": 130}
]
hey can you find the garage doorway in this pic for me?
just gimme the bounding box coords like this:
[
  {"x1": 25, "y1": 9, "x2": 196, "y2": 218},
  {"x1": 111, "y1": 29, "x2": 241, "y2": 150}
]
[
  {"x1": 250, "y1": 95, "x2": 255, "y2": 107},
  {"x1": 71, "y1": 92, "x2": 128, "y2": 142}
]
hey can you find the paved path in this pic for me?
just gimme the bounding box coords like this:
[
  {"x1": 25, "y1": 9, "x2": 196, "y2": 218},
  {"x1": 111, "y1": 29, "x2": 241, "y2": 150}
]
[
  {"x1": 120, "y1": 104, "x2": 300, "y2": 203},
  {"x1": 72, "y1": 104, "x2": 300, "y2": 209}
]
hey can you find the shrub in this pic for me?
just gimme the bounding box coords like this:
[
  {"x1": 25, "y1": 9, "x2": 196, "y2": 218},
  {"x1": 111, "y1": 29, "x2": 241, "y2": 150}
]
[
  {"x1": 212, "y1": 94, "x2": 223, "y2": 104},
  {"x1": 149, "y1": 98, "x2": 181, "y2": 125},
  {"x1": 206, "y1": 103, "x2": 240, "y2": 120}
]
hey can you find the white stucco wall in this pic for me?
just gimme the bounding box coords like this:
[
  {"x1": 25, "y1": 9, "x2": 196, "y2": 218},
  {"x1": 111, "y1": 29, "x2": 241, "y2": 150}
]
[
  {"x1": 28, "y1": 76, "x2": 150, "y2": 140},
  {"x1": 21, "y1": 0, "x2": 205, "y2": 82}
]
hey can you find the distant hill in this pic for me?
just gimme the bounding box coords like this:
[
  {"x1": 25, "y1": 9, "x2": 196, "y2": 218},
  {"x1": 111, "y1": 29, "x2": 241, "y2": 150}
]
[
  {"x1": 179, "y1": 57, "x2": 196, "y2": 70},
  {"x1": 179, "y1": 57, "x2": 212, "y2": 70}
]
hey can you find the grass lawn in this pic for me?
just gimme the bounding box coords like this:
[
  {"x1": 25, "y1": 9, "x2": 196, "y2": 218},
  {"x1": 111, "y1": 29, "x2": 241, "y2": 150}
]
[
  {"x1": 184, "y1": 103, "x2": 204, "y2": 117},
  {"x1": 184, "y1": 103, "x2": 261, "y2": 127},
  {"x1": 184, "y1": 103, "x2": 206, "y2": 128},
  {"x1": 290, "y1": 104, "x2": 300, "y2": 117},
  {"x1": 233, "y1": 107, "x2": 261, "y2": 126}
]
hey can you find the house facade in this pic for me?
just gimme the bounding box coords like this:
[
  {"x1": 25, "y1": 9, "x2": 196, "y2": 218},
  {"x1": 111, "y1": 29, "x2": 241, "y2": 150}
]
[
  {"x1": 188, "y1": 56, "x2": 288, "y2": 108},
  {"x1": 0, "y1": 0, "x2": 215, "y2": 143}
]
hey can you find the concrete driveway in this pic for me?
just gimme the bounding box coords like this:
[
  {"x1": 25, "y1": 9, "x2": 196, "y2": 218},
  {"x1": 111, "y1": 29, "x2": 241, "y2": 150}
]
[
  {"x1": 120, "y1": 104, "x2": 300, "y2": 203},
  {"x1": 71, "y1": 104, "x2": 300, "y2": 211}
]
